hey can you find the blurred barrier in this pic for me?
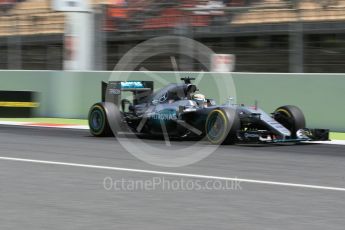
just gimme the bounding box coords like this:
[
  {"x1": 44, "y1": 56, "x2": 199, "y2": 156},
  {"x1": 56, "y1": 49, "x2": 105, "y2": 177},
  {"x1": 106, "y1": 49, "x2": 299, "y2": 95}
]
[
  {"x1": 0, "y1": 90, "x2": 38, "y2": 117},
  {"x1": 0, "y1": 70, "x2": 344, "y2": 131}
]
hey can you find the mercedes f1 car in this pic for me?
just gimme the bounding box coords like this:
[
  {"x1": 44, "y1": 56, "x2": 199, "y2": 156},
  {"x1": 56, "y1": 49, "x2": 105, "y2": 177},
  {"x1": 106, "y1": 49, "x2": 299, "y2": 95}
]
[{"x1": 88, "y1": 77, "x2": 329, "y2": 144}]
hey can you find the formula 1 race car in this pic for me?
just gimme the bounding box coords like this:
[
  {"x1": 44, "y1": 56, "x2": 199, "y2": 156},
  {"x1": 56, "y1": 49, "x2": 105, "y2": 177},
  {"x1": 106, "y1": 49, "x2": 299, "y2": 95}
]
[{"x1": 88, "y1": 77, "x2": 329, "y2": 144}]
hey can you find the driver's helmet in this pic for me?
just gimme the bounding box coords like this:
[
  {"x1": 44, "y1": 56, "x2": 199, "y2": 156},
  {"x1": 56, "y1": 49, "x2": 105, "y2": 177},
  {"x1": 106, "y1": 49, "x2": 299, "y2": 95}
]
[{"x1": 192, "y1": 93, "x2": 206, "y2": 107}]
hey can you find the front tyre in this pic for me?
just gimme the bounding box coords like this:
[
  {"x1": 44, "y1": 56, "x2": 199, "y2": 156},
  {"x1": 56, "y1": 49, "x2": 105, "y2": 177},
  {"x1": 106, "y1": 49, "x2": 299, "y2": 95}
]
[
  {"x1": 205, "y1": 108, "x2": 240, "y2": 145},
  {"x1": 88, "y1": 103, "x2": 113, "y2": 137},
  {"x1": 274, "y1": 105, "x2": 306, "y2": 138}
]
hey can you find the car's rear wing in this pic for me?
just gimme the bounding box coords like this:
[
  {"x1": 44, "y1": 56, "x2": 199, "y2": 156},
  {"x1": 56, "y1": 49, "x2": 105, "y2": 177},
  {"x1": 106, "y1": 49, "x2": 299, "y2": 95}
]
[{"x1": 102, "y1": 81, "x2": 154, "y2": 105}]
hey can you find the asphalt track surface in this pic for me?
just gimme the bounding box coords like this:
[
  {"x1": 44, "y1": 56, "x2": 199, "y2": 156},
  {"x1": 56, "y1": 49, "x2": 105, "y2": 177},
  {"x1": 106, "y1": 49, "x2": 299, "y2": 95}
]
[{"x1": 0, "y1": 125, "x2": 345, "y2": 230}]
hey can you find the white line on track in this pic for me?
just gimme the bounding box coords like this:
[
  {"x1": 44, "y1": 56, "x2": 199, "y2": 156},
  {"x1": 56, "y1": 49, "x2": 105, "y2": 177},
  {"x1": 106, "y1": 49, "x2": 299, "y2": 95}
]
[
  {"x1": 0, "y1": 121, "x2": 89, "y2": 129},
  {"x1": 0, "y1": 156, "x2": 345, "y2": 192}
]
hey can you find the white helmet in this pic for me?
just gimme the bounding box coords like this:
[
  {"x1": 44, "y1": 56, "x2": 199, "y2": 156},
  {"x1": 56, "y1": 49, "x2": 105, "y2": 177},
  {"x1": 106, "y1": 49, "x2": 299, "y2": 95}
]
[{"x1": 192, "y1": 93, "x2": 206, "y2": 106}]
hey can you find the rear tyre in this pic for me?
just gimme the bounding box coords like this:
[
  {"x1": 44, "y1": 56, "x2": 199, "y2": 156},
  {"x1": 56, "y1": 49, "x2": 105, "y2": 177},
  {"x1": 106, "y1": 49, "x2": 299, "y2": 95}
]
[
  {"x1": 205, "y1": 108, "x2": 240, "y2": 145},
  {"x1": 88, "y1": 103, "x2": 113, "y2": 137},
  {"x1": 274, "y1": 105, "x2": 306, "y2": 138}
]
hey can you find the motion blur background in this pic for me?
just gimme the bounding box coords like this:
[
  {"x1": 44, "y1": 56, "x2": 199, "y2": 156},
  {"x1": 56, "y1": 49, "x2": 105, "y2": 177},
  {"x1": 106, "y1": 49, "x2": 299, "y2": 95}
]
[{"x1": 0, "y1": 0, "x2": 345, "y2": 73}]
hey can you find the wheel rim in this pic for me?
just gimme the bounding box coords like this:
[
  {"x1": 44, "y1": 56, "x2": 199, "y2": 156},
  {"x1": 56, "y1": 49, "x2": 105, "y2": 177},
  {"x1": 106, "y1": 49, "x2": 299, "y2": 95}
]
[
  {"x1": 206, "y1": 110, "x2": 227, "y2": 144},
  {"x1": 90, "y1": 108, "x2": 104, "y2": 132},
  {"x1": 275, "y1": 109, "x2": 294, "y2": 130}
]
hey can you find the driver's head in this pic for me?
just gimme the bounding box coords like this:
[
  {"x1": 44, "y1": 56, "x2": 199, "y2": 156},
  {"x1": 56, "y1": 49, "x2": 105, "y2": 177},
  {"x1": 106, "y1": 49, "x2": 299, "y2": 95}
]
[{"x1": 192, "y1": 93, "x2": 206, "y2": 107}]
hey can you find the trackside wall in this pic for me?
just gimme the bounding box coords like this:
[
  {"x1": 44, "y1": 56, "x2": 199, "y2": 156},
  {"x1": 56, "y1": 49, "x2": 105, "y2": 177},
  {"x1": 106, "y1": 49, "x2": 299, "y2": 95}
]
[{"x1": 0, "y1": 71, "x2": 344, "y2": 131}]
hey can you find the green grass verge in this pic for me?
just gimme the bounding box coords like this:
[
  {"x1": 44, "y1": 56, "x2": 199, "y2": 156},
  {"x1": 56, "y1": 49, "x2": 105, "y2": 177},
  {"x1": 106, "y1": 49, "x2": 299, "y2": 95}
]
[
  {"x1": 0, "y1": 118, "x2": 87, "y2": 125},
  {"x1": 329, "y1": 132, "x2": 345, "y2": 141}
]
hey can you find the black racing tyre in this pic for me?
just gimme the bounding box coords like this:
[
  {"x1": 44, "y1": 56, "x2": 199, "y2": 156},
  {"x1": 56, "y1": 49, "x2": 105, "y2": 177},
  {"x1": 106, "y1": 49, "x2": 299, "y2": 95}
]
[
  {"x1": 88, "y1": 103, "x2": 114, "y2": 137},
  {"x1": 205, "y1": 108, "x2": 240, "y2": 145},
  {"x1": 274, "y1": 105, "x2": 306, "y2": 138}
]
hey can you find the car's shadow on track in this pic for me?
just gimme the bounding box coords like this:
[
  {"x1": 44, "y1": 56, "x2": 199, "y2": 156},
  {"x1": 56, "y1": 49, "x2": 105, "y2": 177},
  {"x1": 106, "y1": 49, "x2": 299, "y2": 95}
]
[
  {"x1": 235, "y1": 142, "x2": 321, "y2": 148},
  {"x1": 85, "y1": 132, "x2": 323, "y2": 148}
]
